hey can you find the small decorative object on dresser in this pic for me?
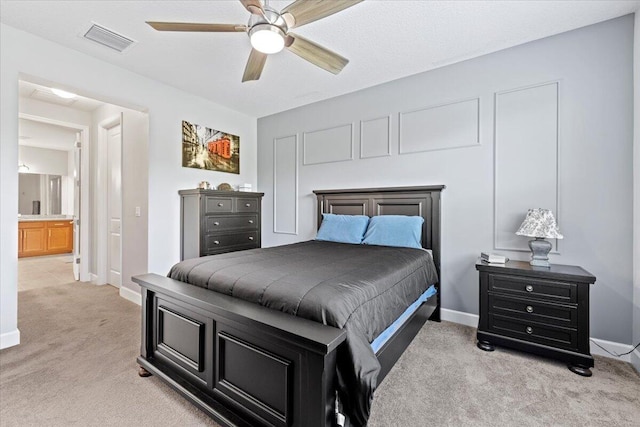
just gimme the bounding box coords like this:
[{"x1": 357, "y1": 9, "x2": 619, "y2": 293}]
[
  {"x1": 179, "y1": 188, "x2": 263, "y2": 260},
  {"x1": 476, "y1": 260, "x2": 596, "y2": 376},
  {"x1": 216, "y1": 182, "x2": 232, "y2": 191},
  {"x1": 516, "y1": 208, "x2": 563, "y2": 267}
]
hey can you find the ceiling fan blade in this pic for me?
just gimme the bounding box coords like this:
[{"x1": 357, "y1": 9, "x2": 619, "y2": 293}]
[
  {"x1": 285, "y1": 33, "x2": 348, "y2": 74},
  {"x1": 281, "y1": 0, "x2": 363, "y2": 29},
  {"x1": 242, "y1": 49, "x2": 268, "y2": 82},
  {"x1": 239, "y1": 0, "x2": 264, "y2": 15},
  {"x1": 146, "y1": 22, "x2": 247, "y2": 32}
]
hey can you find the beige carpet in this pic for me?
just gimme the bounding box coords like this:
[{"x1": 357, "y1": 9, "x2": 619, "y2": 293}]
[
  {"x1": 1, "y1": 281, "x2": 639, "y2": 426},
  {"x1": 18, "y1": 254, "x2": 75, "y2": 291}
]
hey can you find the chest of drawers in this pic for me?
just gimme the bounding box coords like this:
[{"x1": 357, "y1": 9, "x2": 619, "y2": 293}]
[
  {"x1": 475, "y1": 260, "x2": 596, "y2": 376},
  {"x1": 179, "y1": 189, "x2": 263, "y2": 260}
]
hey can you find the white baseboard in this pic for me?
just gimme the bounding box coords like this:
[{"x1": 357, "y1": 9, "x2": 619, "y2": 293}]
[
  {"x1": 119, "y1": 286, "x2": 141, "y2": 306},
  {"x1": 589, "y1": 338, "x2": 634, "y2": 363},
  {"x1": 90, "y1": 273, "x2": 98, "y2": 283},
  {"x1": 0, "y1": 329, "x2": 20, "y2": 350},
  {"x1": 629, "y1": 348, "x2": 640, "y2": 374},
  {"x1": 441, "y1": 308, "x2": 478, "y2": 327},
  {"x1": 440, "y1": 308, "x2": 634, "y2": 363}
]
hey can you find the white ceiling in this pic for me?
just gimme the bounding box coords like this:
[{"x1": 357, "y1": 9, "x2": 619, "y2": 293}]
[
  {"x1": 2, "y1": 1, "x2": 638, "y2": 117},
  {"x1": 19, "y1": 117, "x2": 79, "y2": 152},
  {"x1": 20, "y1": 81, "x2": 105, "y2": 112}
]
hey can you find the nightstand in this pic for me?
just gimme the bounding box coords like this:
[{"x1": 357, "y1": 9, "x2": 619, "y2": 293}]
[{"x1": 475, "y1": 260, "x2": 596, "y2": 376}]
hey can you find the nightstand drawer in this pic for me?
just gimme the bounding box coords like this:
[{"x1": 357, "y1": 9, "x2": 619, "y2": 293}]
[
  {"x1": 205, "y1": 232, "x2": 258, "y2": 251},
  {"x1": 205, "y1": 197, "x2": 233, "y2": 213},
  {"x1": 488, "y1": 294, "x2": 577, "y2": 328},
  {"x1": 489, "y1": 274, "x2": 577, "y2": 303},
  {"x1": 205, "y1": 215, "x2": 258, "y2": 232},
  {"x1": 488, "y1": 314, "x2": 578, "y2": 350}
]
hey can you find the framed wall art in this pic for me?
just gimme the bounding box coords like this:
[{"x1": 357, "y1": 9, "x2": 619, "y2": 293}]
[{"x1": 182, "y1": 120, "x2": 240, "y2": 174}]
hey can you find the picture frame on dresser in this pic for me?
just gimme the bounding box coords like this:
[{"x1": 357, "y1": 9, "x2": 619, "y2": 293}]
[{"x1": 475, "y1": 260, "x2": 596, "y2": 376}]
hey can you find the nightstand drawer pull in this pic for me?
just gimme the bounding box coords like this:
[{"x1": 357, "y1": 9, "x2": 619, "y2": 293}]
[
  {"x1": 213, "y1": 222, "x2": 220, "y2": 226},
  {"x1": 217, "y1": 202, "x2": 224, "y2": 207},
  {"x1": 248, "y1": 236, "x2": 254, "y2": 241},
  {"x1": 245, "y1": 203, "x2": 251, "y2": 207},
  {"x1": 525, "y1": 285, "x2": 534, "y2": 292},
  {"x1": 248, "y1": 220, "x2": 254, "y2": 224},
  {"x1": 526, "y1": 326, "x2": 533, "y2": 334},
  {"x1": 213, "y1": 240, "x2": 220, "y2": 245},
  {"x1": 526, "y1": 305, "x2": 534, "y2": 313}
]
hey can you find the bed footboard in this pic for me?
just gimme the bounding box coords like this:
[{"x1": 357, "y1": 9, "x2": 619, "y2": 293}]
[{"x1": 134, "y1": 273, "x2": 347, "y2": 427}]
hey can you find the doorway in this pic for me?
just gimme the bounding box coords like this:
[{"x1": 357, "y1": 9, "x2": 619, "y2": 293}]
[{"x1": 17, "y1": 112, "x2": 90, "y2": 289}]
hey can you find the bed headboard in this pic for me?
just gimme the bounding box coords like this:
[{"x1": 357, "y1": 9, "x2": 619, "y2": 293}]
[{"x1": 313, "y1": 185, "x2": 445, "y2": 283}]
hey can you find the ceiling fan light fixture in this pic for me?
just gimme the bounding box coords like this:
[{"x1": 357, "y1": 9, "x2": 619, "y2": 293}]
[
  {"x1": 249, "y1": 24, "x2": 285, "y2": 54},
  {"x1": 51, "y1": 88, "x2": 77, "y2": 99}
]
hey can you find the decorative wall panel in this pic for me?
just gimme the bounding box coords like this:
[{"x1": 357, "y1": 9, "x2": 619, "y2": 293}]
[
  {"x1": 303, "y1": 123, "x2": 353, "y2": 165},
  {"x1": 399, "y1": 98, "x2": 479, "y2": 154},
  {"x1": 494, "y1": 82, "x2": 559, "y2": 251},
  {"x1": 360, "y1": 115, "x2": 391, "y2": 158},
  {"x1": 274, "y1": 135, "x2": 298, "y2": 234}
]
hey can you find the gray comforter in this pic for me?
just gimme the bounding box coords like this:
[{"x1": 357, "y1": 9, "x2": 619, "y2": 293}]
[{"x1": 168, "y1": 240, "x2": 438, "y2": 426}]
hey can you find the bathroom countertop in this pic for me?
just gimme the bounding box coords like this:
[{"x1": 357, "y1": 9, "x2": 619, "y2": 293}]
[{"x1": 18, "y1": 215, "x2": 74, "y2": 222}]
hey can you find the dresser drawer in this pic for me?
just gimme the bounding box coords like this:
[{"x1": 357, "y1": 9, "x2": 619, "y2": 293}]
[
  {"x1": 236, "y1": 198, "x2": 259, "y2": 213},
  {"x1": 206, "y1": 244, "x2": 258, "y2": 256},
  {"x1": 488, "y1": 314, "x2": 578, "y2": 350},
  {"x1": 489, "y1": 274, "x2": 577, "y2": 303},
  {"x1": 205, "y1": 232, "x2": 258, "y2": 251},
  {"x1": 488, "y1": 294, "x2": 577, "y2": 328},
  {"x1": 205, "y1": 215, "x2": 258, "y2": 232},
  {"x1": 205, "y1": 197, "x2": 233, "y2": 213}
]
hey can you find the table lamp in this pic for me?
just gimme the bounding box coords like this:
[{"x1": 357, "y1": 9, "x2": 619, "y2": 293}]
[{"x1": 515, "y1": 208, "x2": 563, "y2": 267}]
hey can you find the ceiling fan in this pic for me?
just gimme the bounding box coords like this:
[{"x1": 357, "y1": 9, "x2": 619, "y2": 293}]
[{"x1": 147, "y1": 0, "x2": 363, "y2": 82}]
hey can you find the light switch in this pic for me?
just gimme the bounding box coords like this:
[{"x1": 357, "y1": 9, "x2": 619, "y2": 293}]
[{"x1": 135, "y1": 206, "x2": 141, "y2": 217}]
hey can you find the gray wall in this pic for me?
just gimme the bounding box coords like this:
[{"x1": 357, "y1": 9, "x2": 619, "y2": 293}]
[
  {"x1": 632, "y1": 11, "x2": 640, "y2": 372},
  {"x1": 257, "y1": 16, "x2": 635, "y2": 344}
]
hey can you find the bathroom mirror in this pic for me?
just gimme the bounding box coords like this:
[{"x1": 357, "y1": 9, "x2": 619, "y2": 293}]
[{"x1": 18, "y1": 173, "x2": 62, "y2": 215}]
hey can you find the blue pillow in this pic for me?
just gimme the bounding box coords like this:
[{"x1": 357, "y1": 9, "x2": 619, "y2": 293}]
[
  {"x1": 362, "y1": 215, "x2": 424, "y2": 249},
  {"x1": 316, "y1": 214, "x2": 370, "y2": 244}
]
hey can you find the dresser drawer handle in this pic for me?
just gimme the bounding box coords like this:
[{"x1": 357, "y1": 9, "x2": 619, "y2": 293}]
[
  {"x1": 245, "y1": 203, "x2": 251, "y2": 207},
  {"x1": 248, "y1": 219, "x2": 254, "y2": 224},
  {"x1": 248, "y1": 236, "x2": 254, "y2": 241},
  {"x1": 525, "y1": 285, "x2": 534, "y2": 292},
  {"x1": 217, "y1": 203, "x2": 224, "y2": 207},
  {"x1": 526, "y1": 305, "x2": 534, "y2": 313},
  {"x1": 213, "y1": 240, "x2": 220, "y2": 245},
  {"x1": 213, "y1": 222, "x2": 220, "y2": 226},
  {"x1": 526, "y1": 326, "x2": 533, "y2": 334}
]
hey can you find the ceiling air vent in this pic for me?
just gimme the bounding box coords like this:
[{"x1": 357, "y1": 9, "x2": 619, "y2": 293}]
[{"x1": 83, "y1": 23, "x2": 135, "y2": 52}]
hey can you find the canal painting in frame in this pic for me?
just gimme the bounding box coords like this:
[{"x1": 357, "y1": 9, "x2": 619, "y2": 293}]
[{"x1": 182, "y1": 120, "x2": 240, "y2": 174}]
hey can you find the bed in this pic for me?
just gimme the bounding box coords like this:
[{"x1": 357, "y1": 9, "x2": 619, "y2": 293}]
[{"x1": 133, "y1": 185, "x2": 444, "y2": 427}]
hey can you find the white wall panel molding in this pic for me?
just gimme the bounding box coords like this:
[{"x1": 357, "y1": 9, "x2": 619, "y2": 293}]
[
  {"x1": 274, "y1": 135, "x2": 298, "y2": 235},
  {"x1": 398, "y1": 97, "x2": 480, "y2": 154},
  {"x1": 302, "y1": 123, "x2": 353, "y2": 165},
  {"x1": 494, "y1": 81, "x2": 561, "y2": 252},
  {"x1": 360, "y1": 115, "x2": 392, "y2": 159}
]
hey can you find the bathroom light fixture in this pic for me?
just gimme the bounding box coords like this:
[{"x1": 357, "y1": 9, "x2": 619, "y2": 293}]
[{"x1": 51, "y1": 88, "x2": 77, "y2": 99}]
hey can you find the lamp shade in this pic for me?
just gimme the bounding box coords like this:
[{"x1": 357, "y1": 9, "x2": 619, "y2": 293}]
[{"x1": 515, "y1": 208, "x2": 563, "y2": 239}]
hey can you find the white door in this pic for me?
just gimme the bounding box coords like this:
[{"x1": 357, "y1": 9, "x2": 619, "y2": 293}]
[
  {"x1": 72, "y1": 133, "x2": 81, "y2": 281},
  {"x1": 107, "y1": 124, "x2": 122, "y2": 288}
]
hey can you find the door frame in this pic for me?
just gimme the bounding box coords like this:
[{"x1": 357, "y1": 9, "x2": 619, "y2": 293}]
[
  {"x1": 18, "y1": 113, "x2": 90, "y2": 282},
  {"x1": 96, "y1": 115, "x2": 122, "y2": 286}
]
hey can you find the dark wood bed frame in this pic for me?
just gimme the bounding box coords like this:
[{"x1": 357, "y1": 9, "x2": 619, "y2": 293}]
[{"x1": 133, "y1": 185, "x2": 444, "y2": 427}]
